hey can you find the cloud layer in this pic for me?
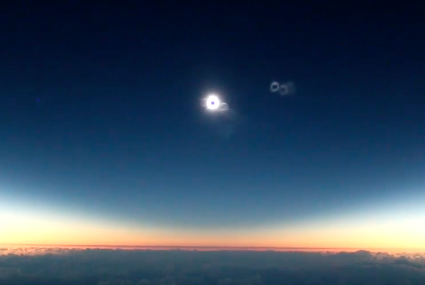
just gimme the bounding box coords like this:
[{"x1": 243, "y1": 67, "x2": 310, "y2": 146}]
[{"x1": 0, "y1": 247, "x2": 424, "y2": 284}]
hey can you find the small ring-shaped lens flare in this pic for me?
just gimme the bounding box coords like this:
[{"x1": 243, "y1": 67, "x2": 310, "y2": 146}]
[
  {"x1": 279, "y1": 84, "x2": 289, "y2": 96},
  {"x1": 279, "y1": 82, "x2": 295, "y2": 96},
  {"x1": 270, "y1": 81, "x2": 280, "y2": 92}
]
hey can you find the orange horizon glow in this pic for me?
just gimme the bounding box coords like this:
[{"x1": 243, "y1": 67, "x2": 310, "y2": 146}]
[
  {"x1": 2, "y1": 192, "x2": 424, "y2": 253},
  {"x1": 2, "y1": 209, "x2": 425, "y2": 252},
  {"x1": 2, "y1": 244, "x2": 425, "y2": 255}
]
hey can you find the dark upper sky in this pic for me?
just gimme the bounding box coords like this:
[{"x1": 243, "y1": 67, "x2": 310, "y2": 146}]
[{"x1": 1, "y1": 1, "x2": 424, "y2": 247}]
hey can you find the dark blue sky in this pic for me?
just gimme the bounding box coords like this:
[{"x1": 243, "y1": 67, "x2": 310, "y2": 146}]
[{"x1": 1, "y1": 2, "x2": 424, "y2": 247}]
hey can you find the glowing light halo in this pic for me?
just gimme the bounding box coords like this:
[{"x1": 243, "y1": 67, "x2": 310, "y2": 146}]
[
  {"x1": 205, "y1": 94, "x2": 222, "y2": 111},
  {"x1": 201, "y1": 92, "x2": 229, "y2": 113}
]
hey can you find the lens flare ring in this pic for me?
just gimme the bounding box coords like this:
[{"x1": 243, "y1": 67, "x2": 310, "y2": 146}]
[
  {"x1": 270, "y1": 81, "x2": 280, "y2": 92},
  {"x1": 270, "y1": 81, "x2": 296, "y2": 96}
]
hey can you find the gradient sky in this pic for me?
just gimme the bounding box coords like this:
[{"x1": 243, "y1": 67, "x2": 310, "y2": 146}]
[{"x1": 1, "y1": 2, "x2": 424, "y2": 250}]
